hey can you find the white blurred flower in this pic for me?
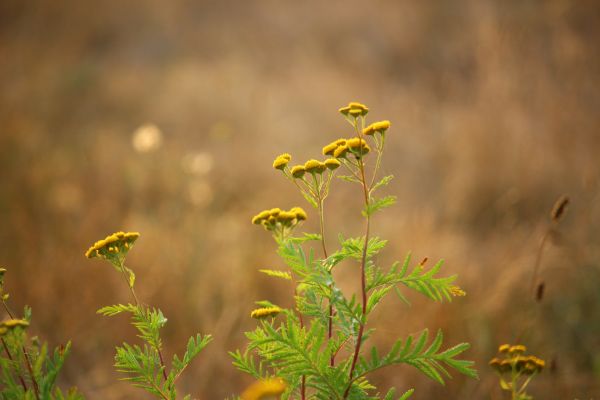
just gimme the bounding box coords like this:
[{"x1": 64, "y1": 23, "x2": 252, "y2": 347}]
[
  {"x1": 182, "y1": 152, "x2": 213, "y2": 176},
  {"x1": 132, "y1": 123, "x2": 163, "y2": 153}
]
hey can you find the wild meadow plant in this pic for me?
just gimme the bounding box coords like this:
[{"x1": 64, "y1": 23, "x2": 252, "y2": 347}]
[
  {"x1": 488, "y1": 196, "x2": 566, "y2": 400},
  {"x1": 0, "y1": 268, "x2": 83, "y2": 400},
  {"x1": 84, "y1": 232, "x2": 212, "y2": 400},
  {"x1": 489, "y1": 345, "x2": 545, "y2": 400},
  {"x1": 230, "y1": 102, "x2": 478, "y2": 399}
]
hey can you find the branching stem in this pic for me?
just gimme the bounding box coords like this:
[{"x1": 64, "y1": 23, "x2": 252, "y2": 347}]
[
  {"x1": 344, "y1": 117, "x2": 372, "y2": 399},
  {"x1": 2, "y1": 300, "x2": 40, "y2": 399},
  {"x1": 1, "y1": 338, "x2": 28, "y2": 392}
]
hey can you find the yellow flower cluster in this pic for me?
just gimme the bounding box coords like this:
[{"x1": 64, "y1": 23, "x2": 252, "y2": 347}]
[
  {"x1": 322, "y1": 137, "x2": 371, "y2": 159},
  {"x1": 252, "y1": 207, "x2": 307, "y2": 234},
  {"x1": 363, "y1": 120, "x2": 391, "y2": 136},
  {"x1": 490, "y1": 344, "x2": 545, "y2": 375},
  {"x1": 272, "y1": 153, "x2": 292, "y2": 170},
  {"x1": 250, "y1": 306, "x2": 282, "y2": 319},
  {"x1": 241, "y1": 378, "x2": 287, "y2": 400},
  {"x1": 338, "y1": 101, "x2": 369, "y2": 117},
  {"x1": 85, "y1": 231, "x2": 140, "y2": 260},
  {"x1": 0, "y1": 319, "x2": 29, "y2": 336}
]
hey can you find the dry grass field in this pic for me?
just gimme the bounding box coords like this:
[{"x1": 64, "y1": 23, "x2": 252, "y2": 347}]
[{"x1": 0, "y1": 1, "x2": 599, "y2": 398}]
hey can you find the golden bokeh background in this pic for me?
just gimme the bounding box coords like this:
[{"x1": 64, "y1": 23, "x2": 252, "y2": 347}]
[{"x1": 1, "y1": 1, "x2": 599, "y2": 398}]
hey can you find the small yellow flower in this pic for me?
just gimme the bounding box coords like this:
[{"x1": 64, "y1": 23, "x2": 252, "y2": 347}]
[
  {"x1": 347, "y1": 138, "x2": 370, "y2": 156},
  {"x1": 333, "y1": 144, "x2": 349, "y2": 158},
  {"x1": 1, "y1": 319, "x2": 29, "y2": 334},
  {"x1": 372, "y1": 120, "x2": 390, "y2": 131},
  {"x1": 348, "y1": 102, "x2": 369, "y2": 111},
  {"x1": 322, "y1": 139, "x2": 347, "y2": 156},
  {"x1": 322, "y1": 142, "x2": 338, "y2": 156},
  {"x1": 489, "y1": 357, "x2": 503, "y2": 372},
  {"x1": 85, "y1": 232, "x2": 140, "y2": 259},
  {"x1": 272, "y1": 153, "x2": 291, "y2": 170},
  {"x1": 250, "y1": 306, "x2": 282, "y2": 319},
  {"x1": 338, "y1": 105, "x2": 352, "y2": 115},
  {"x1": 241, "y1": 378, "x2": 287, "y2": 400},
  {"x1": 324, "y1": 158, "x2": 341, "y2": 170},
  {"x1": 291, "y1": 207, "x2": 307, "y2": 221},
  {"x1": 290, "y1": 165, "x2": 306, "y2": 178},
  {"x1": 363, "y1": 125, "x2": 375, "y2": 136},
  {"x1": 339, "y1": 102, "x2": 369, "y2": 116},
  {"x1": 509, "y1": 345, "x2": 526, "y2": 355},
  {"x1": 304, "y1": 159, "x2": 327, "y2": 174},
  {"x1": 276, "y1": 211, "x2": 296, "y2": 223},
  {"x1": 363, "y1": 120, "x2": 391, "y2": 136},
  {"x1": 252, "y1": 210, "x2": 271, "y2": 225},
  {"x1": 498, "y1": 344, "x2": 511, "y2": 353}
]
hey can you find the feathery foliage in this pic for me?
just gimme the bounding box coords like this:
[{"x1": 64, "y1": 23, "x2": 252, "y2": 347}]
[
  {"x1": 85, "y1": 232, "x2": 212, "y2": 399},
  {"x1": 0, "y1": 268, "x2": 83, "y2": 400},
  {"x1": 233, "y1": 102, "x2": 477, "y2": 399}
]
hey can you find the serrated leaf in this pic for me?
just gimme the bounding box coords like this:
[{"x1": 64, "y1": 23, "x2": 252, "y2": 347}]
[
  {"x1": 372, "y1": 174, "x2": 394, "y2": 192},
  {"x1": 363, "y1": 195, "x2": 397, "y2": 216},
  {"x1": 399, "y1": 388, "x2": 415, "y2": 400},
  {"x1": 97, "y1": 303, "x2": 137, "y2": 316}
]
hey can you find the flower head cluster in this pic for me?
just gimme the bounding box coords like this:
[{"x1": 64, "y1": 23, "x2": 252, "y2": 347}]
[
  {"x1": 338, "y1": 101, "x2": 369, "y2": 117},
  {"x1": 273, "y1": 153, "x2": 341, "y2": 180},
  {"x1": 252, "y1": 207, "x2": 307, "y2": 238},
  {"x1": 489, "y1": 344, "x2": 545, "y2": 376},
  {"x1": 85, "y1": 231, "x2": 140, "y2": 263},
  {"x1": 241, "y1": 378, "x2": 287, "y2": 400},
  {"x1": 0, "y1": 319, "x2": 29, "y2": 336},
  {"x1": 363, "y1": 120, "x2": 391, "y2": 136},
  {"x1": 322, "y1": 137, "x2": 371, "y2": 160},
  {"x1": 250, "y1": 306, "x2": 282, "y2": 320},
  {"x1": 272, "y1": 153, "x2": 292, "y2": 170}
]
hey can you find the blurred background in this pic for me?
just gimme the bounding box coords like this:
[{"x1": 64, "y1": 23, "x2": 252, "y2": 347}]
[{"x1": 1, "y1": 0, "x2": 599, "y2": 398}]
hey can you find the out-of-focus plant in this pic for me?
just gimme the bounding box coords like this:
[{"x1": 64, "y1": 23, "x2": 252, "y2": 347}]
[
  {"x1": 230, "y1": 102, "x2": 477, "y2": 399},
  {"x1": 84, "y1": 232, "x2": 212, "y2": 400},
  {"x1": 0, "y1": 268, "x2": 83, "y2": 400},
  {"x1": 489, "y1": 344, "x2": 545, "y2": 400}
]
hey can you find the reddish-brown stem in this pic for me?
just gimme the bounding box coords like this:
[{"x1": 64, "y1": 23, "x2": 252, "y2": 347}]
[
  {"x1": 157, "y1": 349, "x2": 168, "y2": 381},
  {"x1": 344, "y1": 123, "x2": 372, "y2": 399},
  {"x1": 23, "y1": 350, "x2": 40, "y2": 400},
  {"x1": 2, "y1": 338, "x2": 28, "y2": 392},
  {"x1": 2, "y1": 300, "x2": 39, "y2": 399}
]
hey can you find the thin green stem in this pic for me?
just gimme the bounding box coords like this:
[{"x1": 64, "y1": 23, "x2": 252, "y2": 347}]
[
  {"x1": 369, "y1": 135, "x2": 386, "y2": 191},
  {"x1": 118, "y1": 260, "x2": 169, "y2": 382}
]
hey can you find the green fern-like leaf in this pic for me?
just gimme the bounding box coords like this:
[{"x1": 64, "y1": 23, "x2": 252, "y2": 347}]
[
  {"x1": 97, "y1": 303, "x2": 137, "y2": 316},
  {"x1": 354, "y1": 329, "x2": 477, "y2": 388}
]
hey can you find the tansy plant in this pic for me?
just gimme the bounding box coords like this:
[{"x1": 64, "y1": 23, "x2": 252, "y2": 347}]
[
  {"x1": 230, "y1": 102, "x2": 477, "y2": 399},
  {"x1": 489, "y1": 344, "x2": 545, "y2": 400},
  {"x1": 0, "y1": 268, "x2": 83, "y2": 400},
  {"x1": 84, "y1": 232, "x2": 212, "y2": 400}
]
